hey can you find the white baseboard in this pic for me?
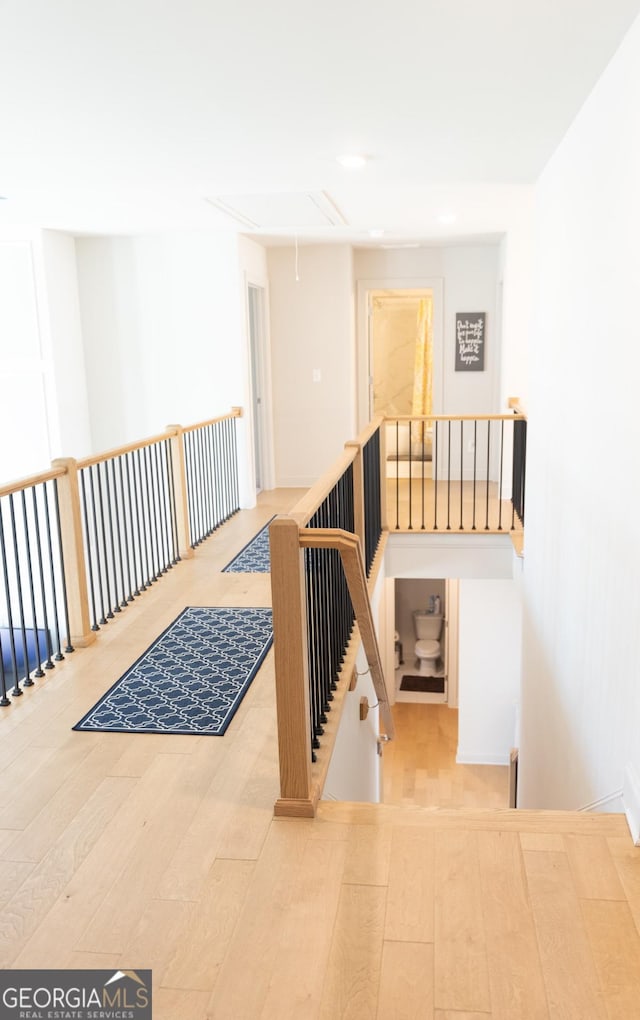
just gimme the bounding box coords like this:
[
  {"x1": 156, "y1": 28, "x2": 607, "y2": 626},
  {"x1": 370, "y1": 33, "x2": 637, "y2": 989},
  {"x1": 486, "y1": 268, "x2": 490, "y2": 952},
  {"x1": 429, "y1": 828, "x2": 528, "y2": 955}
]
[
  {"x1": 456, "y1": 749, "x2": 511, "y2": 766},
  {"x1": 623, "y1": 764, "x2": 640, "y2": 844},
  {"x1": 578, "y1": 790, "x2": 624, "y2": 813}
]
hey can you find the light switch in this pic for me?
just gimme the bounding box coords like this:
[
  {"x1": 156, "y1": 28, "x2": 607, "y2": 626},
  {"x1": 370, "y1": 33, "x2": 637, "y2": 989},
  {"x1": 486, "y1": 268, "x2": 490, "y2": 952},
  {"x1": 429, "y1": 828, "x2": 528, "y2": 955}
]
[{"x1": 312, "y1": 368, "x2": 322, "y2": 383}]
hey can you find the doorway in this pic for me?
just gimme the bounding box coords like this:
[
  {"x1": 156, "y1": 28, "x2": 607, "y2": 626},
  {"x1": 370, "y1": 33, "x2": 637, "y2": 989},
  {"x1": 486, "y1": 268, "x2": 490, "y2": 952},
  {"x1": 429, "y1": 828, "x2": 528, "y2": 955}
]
[{"x1": 247, "y1": 284, "x2": 266, "y2": 493}]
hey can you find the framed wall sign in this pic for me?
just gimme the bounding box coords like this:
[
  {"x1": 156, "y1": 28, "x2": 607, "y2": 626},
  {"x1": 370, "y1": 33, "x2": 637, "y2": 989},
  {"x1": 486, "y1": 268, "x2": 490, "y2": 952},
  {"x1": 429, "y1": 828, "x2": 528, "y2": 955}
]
[{"x1": 455, "y1": 312, "x2": 485, "y2": 372}]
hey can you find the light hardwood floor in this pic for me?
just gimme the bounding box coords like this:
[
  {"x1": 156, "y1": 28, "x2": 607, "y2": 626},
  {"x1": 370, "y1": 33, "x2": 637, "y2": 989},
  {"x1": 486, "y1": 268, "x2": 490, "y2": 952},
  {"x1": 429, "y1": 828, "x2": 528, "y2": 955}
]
[
  {"x1": 383, "y1": 703, "x2": 509, "y2": 810},
  {"x1": 0, "y1": 490, "x2": 638, "y2": 1019}
]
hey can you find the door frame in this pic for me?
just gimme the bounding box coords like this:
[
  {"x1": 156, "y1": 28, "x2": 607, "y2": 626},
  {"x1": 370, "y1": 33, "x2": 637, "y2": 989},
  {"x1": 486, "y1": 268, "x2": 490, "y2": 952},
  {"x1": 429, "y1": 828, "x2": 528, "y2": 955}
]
[
  {"x1": 245, "y1": 278, "x2": 275, "y2": 494},
  {"x1": 356, "y1": 276, "x2": 445, "y2": 431}
]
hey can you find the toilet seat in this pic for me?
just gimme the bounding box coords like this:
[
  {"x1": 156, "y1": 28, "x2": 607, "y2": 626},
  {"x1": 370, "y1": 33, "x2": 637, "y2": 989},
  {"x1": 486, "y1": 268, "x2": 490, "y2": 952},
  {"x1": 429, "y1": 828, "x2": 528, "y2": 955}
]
[{"x1": 415, "y1": 639, "x2": 440, "y2": 658}]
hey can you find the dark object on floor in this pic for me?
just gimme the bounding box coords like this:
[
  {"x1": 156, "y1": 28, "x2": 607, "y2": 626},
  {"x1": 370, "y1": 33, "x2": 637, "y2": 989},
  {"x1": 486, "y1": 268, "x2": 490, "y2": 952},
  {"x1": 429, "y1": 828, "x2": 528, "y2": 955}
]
[
  {"x1": 222, "y1": 518, "x2": 274, "y2": 573},
  {"x1": 400, "y1": 674, "x2": 445, "y2": 693},
  {"x1": 73, "y1": 606, "x2": 273, "y2": 736}
]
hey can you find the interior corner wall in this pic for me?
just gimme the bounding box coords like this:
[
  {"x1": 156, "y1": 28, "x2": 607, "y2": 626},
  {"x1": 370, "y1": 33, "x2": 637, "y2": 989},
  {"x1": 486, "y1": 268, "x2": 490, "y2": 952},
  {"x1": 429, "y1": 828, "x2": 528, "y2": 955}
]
[
  {"x1": 267, "y1": 244, "x2": 355, "y2": 487},
  {"x1": 75, "y1": 232, "x2": 247, "y2": 455},
  {"x1": 519, "y1": 14, "x2": 640, "y2": 814},
  {"x1": 457, "y1": 579, "x2": 521, "y2": 765}
]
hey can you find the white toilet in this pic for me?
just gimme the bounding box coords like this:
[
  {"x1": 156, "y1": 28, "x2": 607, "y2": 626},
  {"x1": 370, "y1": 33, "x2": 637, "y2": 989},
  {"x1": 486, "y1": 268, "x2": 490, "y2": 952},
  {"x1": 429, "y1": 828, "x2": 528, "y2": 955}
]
[{"x1": 413, "y1": 611, "x2": 443, "y2": 675}]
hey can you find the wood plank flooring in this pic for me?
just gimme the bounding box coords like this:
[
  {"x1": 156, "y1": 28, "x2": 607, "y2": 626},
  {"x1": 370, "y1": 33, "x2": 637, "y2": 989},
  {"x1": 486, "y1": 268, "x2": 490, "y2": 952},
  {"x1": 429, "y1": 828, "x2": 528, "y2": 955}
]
[{"x1": 0, "y1": 490, "x2": 638, "y2": 1019}]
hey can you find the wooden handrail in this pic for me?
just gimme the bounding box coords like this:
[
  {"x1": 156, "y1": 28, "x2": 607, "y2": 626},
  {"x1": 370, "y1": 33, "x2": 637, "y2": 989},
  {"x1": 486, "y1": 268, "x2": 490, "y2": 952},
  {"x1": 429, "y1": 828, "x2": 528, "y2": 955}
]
[
  {"x1": 76, "y1": 430, "x2": 176, "y2": 470},
  {"x1": 181, "y1": 406, "x2": 243, "y2": 434},
  {"x1": 354, "y1": 414, "x2": 384, "y2": 447},
  {"x1": 299, "y1": 527, "x2": 395, "y2": 741},
  {"x1": 384, "y1": 413, "x2": 526, "y2": 422},
  {"x1": 0, "y1": 465, "x2": 67, "y2": 499}
]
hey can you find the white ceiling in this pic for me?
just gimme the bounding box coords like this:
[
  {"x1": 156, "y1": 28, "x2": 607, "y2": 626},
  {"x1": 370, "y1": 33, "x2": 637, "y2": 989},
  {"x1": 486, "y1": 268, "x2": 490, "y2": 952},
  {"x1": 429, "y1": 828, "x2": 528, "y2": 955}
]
[{"x1": 0, "y1": 0, "x2": 638, "y2": 244}]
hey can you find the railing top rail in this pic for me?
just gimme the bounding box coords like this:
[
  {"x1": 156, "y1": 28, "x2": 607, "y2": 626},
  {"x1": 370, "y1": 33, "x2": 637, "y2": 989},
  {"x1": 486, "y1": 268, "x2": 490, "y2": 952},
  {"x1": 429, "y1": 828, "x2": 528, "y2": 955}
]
[
  {"x1": 299, "y1": 526, "x2": 395, "y2": 740},
  {"x1": 349, "y1": 415, "x2": 384, "y2": 449},
  {"x1": 289, "y1": 446, "x2": 359, "y2": 526},
  {"x1": 0, "y1": 464, "x2": 67, "y2": 499},
  {"x1": 383, "y1": 413, "x2": 526, "y2": 422},
  {"x1": 181, "y1": 407, "x2": 243, "y2": 434},
  {"x1": 76, "y1": 430, "x2": 176, "y2": 470}
]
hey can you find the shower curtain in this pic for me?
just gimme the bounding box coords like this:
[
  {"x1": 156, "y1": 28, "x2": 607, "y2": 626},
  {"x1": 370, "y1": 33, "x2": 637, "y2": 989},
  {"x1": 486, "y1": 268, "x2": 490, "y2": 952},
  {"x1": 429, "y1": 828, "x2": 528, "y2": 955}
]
[{"x1": 411, "y1": 296, "x2": 433, "y2": 454}]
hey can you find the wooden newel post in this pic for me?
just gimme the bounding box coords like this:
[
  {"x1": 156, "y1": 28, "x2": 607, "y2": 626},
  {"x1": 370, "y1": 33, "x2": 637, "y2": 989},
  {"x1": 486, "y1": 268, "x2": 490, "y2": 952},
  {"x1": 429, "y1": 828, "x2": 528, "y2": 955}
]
[
  {"x1": 166, "y1": 425, "x2": 194, "y2": 559},
  {"x1": 51, "y1": 458, "x2": 95, "y2": 648},
  {"x1": 270, "y1": 515, "x2": 314, "y2": 816},
  {"x1": 345, "y1": 440, "x2": 365, "y2": 558}
]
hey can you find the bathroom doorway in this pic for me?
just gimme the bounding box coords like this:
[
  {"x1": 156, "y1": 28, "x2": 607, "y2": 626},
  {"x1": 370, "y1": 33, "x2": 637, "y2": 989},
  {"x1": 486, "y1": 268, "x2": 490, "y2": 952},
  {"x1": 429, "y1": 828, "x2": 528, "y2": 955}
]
[
  {"x1": 356, "y1": 277, "x2": 444, "y2": 432},
  {"x1": 393, "y1": 577, "x2": 459, "y2": 706}
]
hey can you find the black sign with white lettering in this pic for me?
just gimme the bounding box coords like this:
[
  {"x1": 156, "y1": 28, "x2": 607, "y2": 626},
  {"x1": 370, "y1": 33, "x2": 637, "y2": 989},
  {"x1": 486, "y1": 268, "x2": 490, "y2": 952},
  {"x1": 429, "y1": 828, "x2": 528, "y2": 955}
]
[{"x1": 455, "y1": 312, "x2": 485, "y2": 372}]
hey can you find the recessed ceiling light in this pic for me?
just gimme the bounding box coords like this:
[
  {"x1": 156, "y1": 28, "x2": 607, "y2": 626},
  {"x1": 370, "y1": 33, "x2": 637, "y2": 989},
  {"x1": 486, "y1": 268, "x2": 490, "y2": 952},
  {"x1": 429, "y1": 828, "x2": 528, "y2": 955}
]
[
  {"x1": 369, "y1": 228, "x2": 385, "y2": 238},
  {"x1": 336, "y1": 153, "x2": 368, "y2": 170},
  {"x1": 438, "y1": 211, "x2": 457, "y2": 225}
]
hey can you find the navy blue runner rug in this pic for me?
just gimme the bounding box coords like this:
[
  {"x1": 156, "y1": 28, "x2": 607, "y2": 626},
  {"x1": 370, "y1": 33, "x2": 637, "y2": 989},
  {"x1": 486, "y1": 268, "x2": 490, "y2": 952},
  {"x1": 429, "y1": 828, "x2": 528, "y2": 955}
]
[
  {"x1": 222, "y1": 518, "x2": 273, "y2": 573},
  {"x1": 73, "y1": 606, "x2": 273, "y2": 736}
]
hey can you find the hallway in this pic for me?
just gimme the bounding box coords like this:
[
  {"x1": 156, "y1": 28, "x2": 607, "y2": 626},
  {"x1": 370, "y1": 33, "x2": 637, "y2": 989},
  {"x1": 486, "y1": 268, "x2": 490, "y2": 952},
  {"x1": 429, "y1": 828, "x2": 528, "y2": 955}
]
[
  {"x1": 383, "y1": 702, "x2": 510, "y2": 809},
  {"x1": 0, "y1": 493, "x2": 638, "y2": 1018}
]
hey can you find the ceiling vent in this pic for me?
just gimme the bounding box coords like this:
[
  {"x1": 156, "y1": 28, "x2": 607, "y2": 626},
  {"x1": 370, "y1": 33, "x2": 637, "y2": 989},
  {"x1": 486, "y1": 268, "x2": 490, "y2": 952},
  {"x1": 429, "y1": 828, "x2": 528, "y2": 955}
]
[{"x1": 204, "y1": 191, "x2": 347, "y2": 230}]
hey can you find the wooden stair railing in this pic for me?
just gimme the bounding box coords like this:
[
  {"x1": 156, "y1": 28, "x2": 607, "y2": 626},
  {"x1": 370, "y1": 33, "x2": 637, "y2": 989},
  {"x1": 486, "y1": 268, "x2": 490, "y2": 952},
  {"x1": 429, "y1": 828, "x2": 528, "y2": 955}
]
[{"x1": 272, "y1": 521, "x2": 393, "y2": 818}]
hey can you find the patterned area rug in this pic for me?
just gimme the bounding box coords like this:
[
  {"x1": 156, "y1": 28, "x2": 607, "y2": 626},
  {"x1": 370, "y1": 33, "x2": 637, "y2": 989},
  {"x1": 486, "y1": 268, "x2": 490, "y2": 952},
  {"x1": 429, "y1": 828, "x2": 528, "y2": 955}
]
[
  {"x1": 73, "y1": 607, "x2": 273, "y2": 736},
  {"x1": 222, "y1": 518, "x2": 273, "y2": 573}
]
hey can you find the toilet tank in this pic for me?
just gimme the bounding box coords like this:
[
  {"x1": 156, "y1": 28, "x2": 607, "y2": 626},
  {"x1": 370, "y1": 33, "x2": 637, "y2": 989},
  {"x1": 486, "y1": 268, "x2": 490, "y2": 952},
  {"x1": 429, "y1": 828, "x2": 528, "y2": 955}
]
[{"x1": 413, "y1": 611, "x2": 443, "y2": 639}]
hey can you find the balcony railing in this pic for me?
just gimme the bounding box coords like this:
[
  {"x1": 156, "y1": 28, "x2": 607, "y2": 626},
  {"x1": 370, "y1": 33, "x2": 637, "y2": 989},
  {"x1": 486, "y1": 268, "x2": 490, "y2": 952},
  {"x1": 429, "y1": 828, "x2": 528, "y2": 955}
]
[
  {"x1": 269, "y1": 408, "x2": 526, "y2": 816},
  {"x1": 0, "y1": 408, "x2": 241, "y2": 705}
]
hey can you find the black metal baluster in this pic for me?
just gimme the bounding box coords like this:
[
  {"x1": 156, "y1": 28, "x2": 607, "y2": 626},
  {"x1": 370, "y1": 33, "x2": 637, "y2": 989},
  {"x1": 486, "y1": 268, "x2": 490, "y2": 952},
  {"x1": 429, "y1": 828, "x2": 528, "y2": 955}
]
[
  {"x1": 446, "y1": 420, "x2": 452, "y2": 531},
  {"x1": 395, "y1": 419, "x2": 400, "y2": 529},
  {"x1": 0, "y1": 631, "x2": 8, "y2": 706},
  {"x1": 194, "y1": 428, "x2": 205, "y2": 544},
  {"x1": 95, "y1": 464, "x2": 114, "y2": 618},
  {"x1": 408, "y1": 420, "x2": 413, "y2": 530},
  {"x1": 52, "y1": 480, "x2": 74, "y2": 653},
  {"x1": 485, "y1": 420, "x2": 491, "y2": 530},
  {"x1": 144, "y1": 446, "x2": 159, "y2": 581},
  {"x1": 152, "y1": 443, "x2": 168, "y2": 573},
  {"x1": 113, "y1": 458, "x2": 130, "y2": 606},
  {"x1": 103, "y1": 461, "x2": 120, "y2": 613},
  {"x1": 32, "y1": 486, "x2": 57, "y2": 662},
  {"x1": 183, "y1": 431, "x2": 195, "y2": 547},
  {"x1": 21, "y1": 490, "x2": 45, "y2": 679},
  {"x1": 42, "y1": 482, "x2": 64, "y2": 659},
  {"x1": 8, "y1": 494, "x2": 31, "y2": 687},
  {"x1": 0, "y1": 502, "x2": 21, "y2": 697},
  {"x1": 231, "y1": 415, "x2": 240, "y2": 513},
  {"x1": 158, "y1": 442, "x2": 172, "y2": 569},
  {"x1": 79, "y1": 470, "x2": 100, "y2": 630},
  {"x1": 165, "y1": 440, "x2": 180, "y2": 563},
  {"x1": 221, "y1": 418, "x2": 230, "y2": 522},
  {"x1": 433, "y1": 421, "x2": 439, "y2": 530},
  {"x1": 133, "y1": 449, "x2": 150, "y2": 589},
  {"x1": 498, "y1": 420, "x2": 505, "y2": 531},
  {"x1": 126, "y1": 453, "x2": 143, "y2": 595},
  {"x1": 206, "y1": 423, "x2": 216, "y2": 532},
  {"x1": 459, "y1": 420, "x2": 464, "y2": 529},
  {"x1": 421, "y1": 421, "x2": 425, "y2": 530},
  {"x1": 87, "y1": 466, "x2": 107, "y2": 625},
  {"x1": 472, "y1": 420, "x2": 478, "y2": 531}
]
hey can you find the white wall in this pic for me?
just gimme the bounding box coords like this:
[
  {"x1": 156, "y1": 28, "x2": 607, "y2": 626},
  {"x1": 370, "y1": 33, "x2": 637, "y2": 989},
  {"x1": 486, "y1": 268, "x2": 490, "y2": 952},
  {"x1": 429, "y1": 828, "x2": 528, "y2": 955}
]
[
  {"x1": 323, "y1": 568, "x2": 385, "y2": 802},
  {"x1": 75, "y1": 231, "x2": 262, "y2": 505},
  {"x1": 267, "y1": 244, "x2": 355, "y2": 487},
  {"x1": 519, "y1": 15, "x2": 640, "y2": 830},
  {"x1": 75, "y1": 232, "x2": 246, "y2": 449},
  {"x1": 0, "y1": 229, "x2": 92, "y2": 478},
  {"x1": 457, "y1": 579, "x2": 521, "y2": 765}
]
